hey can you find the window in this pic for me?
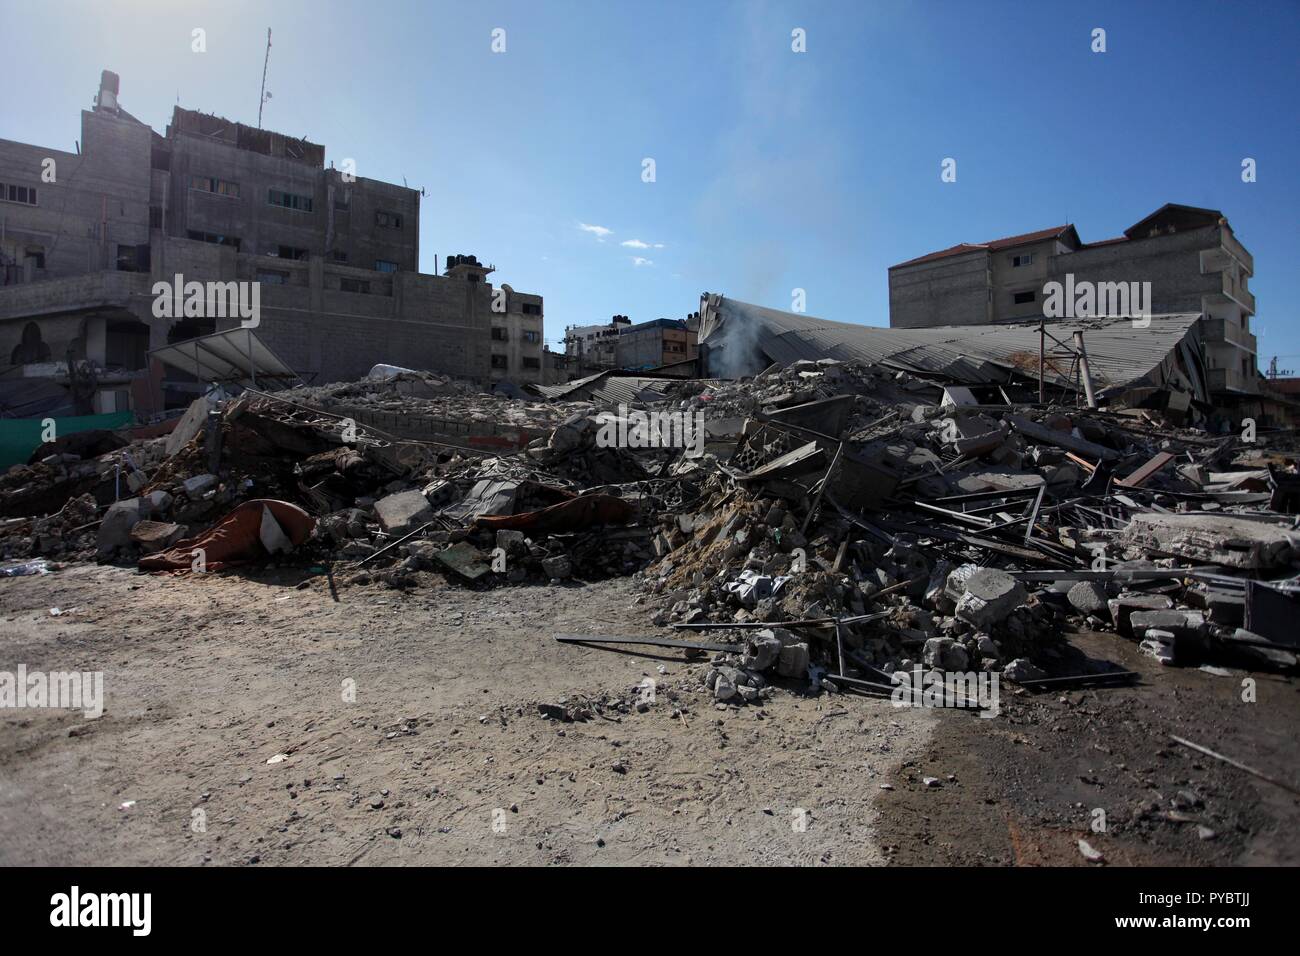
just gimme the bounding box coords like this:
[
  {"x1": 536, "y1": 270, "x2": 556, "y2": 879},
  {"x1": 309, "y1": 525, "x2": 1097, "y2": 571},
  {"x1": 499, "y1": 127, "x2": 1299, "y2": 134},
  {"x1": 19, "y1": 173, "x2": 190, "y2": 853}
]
[
  {"x1": 273, "y1": 245, "x2": 309, "y2": 261},
  {"x1": 1013, "y1": 290, "x2": 1036, "y2": 305},
  {"x1": 257, "y1": 270, "x2": 290, "y2": 285},
  {"x1": 334, "y1": 191, "x2": 351, "y2": 211},
  {"x1": 523, "y1": 330, "x2": 540, "y2": 344},
  {"x1": 1, "y1": 182, "x2": 38, "y2": 205},
  {"x1": 521, "y1": 302, "x2": 542, "y2": 315},
  {"x1": 522, "y1": 357, "x2": 540, "y2": 370},
  {"x1": 1012, "y1": 253, "x2": 1034, "y2": 267},
  {"x1": 491, "y1": 327, "x2": 508, "y2": 341},
  {"x1": 149, "y1": 205, "x2": 163, "y2": 228},
  {"x1": 25, "y1": 248, "x2": 46, "y2": 270},
  {"x1": 340, "y1": 278, "x2": 370, "y2": 294},
  {"x1": 330, "y1": 250, "x2": 348, "y2": 263},
  {"x1": 375, "y1": 260, "x2": 398, "y2": 273},
  {"x1": 187, "y1": 230, "x2": 241, "y2": 251},
  {"x1": 490, "y1": 354, "x2": 509, "y2": 370},
  {"x1": 375, "y1": 210, "x2": 403, "y2": 229},
  {"x1": 268, "y1": 188, "x2": 313, "y2": 212},
  {"x1": 189, "y1": 176, "x2": 239, "y2": 198}
]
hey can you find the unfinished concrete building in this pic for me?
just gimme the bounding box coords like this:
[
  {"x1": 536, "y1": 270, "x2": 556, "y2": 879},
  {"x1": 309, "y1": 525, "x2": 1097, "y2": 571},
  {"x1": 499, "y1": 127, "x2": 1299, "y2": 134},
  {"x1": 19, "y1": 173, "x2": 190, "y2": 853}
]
[{"x1": 0, "y1": 70, "x2": 544, "y2": 416}]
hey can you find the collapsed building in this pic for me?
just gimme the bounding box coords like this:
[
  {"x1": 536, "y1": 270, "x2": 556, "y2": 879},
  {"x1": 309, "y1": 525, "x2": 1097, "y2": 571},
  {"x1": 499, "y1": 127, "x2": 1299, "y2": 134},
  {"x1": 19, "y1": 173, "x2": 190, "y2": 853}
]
[{"x1": 3, "y1": 315, "x2": 1297, "y2": 711}]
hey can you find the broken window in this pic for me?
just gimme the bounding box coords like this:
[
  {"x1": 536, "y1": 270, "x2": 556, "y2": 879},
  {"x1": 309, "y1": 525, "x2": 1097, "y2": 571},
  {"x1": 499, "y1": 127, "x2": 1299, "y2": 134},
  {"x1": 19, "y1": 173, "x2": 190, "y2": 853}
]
[
  {"x1": 490, "y1": 354, "x2": 508, "y2": 369},
  {"x1": 491, "y1": 327, "x2": 508, "y2": 341},
  {"x1": 1013, "y1": 290, "x2": 1036, "y2": 305},
  {"x1": 1012, "y1": 253, "x2": 1034, "y2": 267},
  {"x1": 340, "y1": 277, "x2": 370, "y2": 294},
  {"x1": 522, "y1": 356, "x2": 540, "y2": 369},
  {"x1": 375, "y1": 210, "x2": 403, "y2": 229}
]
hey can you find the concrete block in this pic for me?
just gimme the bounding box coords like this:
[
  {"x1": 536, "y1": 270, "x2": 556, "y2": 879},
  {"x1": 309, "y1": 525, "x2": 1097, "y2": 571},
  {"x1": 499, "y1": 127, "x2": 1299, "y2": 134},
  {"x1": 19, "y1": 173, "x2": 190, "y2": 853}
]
[{"x1": 373, "y1": 490, "x2": 435, "y2": 534}]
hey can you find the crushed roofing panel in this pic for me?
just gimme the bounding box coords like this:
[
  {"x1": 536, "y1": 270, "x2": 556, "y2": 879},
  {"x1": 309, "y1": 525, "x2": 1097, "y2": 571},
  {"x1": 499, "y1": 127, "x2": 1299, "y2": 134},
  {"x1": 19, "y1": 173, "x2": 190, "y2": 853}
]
[
  {"x1": 697, "y1": 295, "x2": 1206, "y2": 401},
  {"x1": 149, "y1": 328, "x2": 300, "y2": 386}
]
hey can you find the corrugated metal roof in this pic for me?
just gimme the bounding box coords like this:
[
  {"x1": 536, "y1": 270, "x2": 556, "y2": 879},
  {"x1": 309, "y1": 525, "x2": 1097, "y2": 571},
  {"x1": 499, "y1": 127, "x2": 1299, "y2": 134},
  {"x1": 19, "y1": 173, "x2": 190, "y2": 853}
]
[
  {"x1": 534, "y1": 370, "x2": 685, "y2": 405},
  {"x1": 149, "y1": 327, "x2": 300, "y2": 386},
  {"x1": 698, "y1": 295, "x2": 1207, "y2": 400}
]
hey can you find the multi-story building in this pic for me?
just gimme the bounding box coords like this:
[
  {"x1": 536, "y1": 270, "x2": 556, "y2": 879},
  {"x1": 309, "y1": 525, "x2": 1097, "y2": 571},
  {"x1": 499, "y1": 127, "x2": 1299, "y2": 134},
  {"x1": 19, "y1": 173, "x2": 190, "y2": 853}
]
[
  {"x1": 564, "y1": 315, "x2": 629, "y2": 371},
  {"x1": 0, "y1": 70, "x2": 544, "y2": 415},
  {"x1": 615, "y1": 317, "x2": 699, "y2": 370},
  {"x1": 888, "y1": 204, "x2": 1260, "y2": 395}
]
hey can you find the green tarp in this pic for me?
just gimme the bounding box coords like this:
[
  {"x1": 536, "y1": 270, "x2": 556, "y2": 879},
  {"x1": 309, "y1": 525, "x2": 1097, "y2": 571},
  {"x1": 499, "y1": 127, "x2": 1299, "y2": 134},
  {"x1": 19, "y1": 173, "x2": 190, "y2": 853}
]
[{"x1": 0, "y1": 412, "x2": 134, "y2": 469}]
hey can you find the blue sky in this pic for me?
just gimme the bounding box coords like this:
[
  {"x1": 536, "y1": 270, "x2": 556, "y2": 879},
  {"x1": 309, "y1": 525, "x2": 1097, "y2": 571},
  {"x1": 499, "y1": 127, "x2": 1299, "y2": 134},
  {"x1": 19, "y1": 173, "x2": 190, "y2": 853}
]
[{"x1": 4, "y1": 0, "x2": 1298, "y2": 366}]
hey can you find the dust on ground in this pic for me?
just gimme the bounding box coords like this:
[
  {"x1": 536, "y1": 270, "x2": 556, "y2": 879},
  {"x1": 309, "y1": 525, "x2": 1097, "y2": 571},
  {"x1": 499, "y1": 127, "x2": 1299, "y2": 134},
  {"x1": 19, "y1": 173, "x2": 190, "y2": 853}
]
[{"x1": 0, "y1": 566, "x2": 929, "y2": 866}]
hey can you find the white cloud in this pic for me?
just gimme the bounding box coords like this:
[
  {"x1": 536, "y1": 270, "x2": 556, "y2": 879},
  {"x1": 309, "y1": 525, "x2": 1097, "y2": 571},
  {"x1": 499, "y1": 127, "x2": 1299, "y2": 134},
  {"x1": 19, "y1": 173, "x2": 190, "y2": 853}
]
[
  {"x1": 621, "y1": 238, "x2": 666, "y2": 250},
  {"x1": 630, "y1": 256, "x2": 653, "y2": 267},
  {"x1": 578, "y1": 222, "x2": 613, "y2": 240}
]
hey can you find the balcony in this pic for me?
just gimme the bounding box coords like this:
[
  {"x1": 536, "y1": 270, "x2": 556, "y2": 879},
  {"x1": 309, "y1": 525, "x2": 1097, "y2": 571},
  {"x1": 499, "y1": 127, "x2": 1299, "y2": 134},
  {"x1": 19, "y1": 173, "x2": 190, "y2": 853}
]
[
  {"x1": 1220, "y1": 227, "x2": 1254, "y2": 275},
  {"x1": 1207, "y1": 366, "x2": 1259, "y2": 395},
  {"x1": 1199, "y1": 316, "x2": 1256, "y2": 351}
]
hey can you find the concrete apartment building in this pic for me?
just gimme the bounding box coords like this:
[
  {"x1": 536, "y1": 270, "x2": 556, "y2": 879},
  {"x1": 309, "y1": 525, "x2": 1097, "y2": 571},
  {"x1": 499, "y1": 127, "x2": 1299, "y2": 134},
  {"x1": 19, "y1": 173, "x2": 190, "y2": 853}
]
[
  {"x1": 563, "y1": 314, "x2": 700, "y2": 373},
  {"x1": 615, "y1": 317, "x2": 699, "y2": 370},
  {"x1": 0, "y1": 70, "x2": 544, "y2": 416},
  {"x1": 888, "y1": 204, "x2": 1260, "y2": 396},
  {"x1": 564, "y1": 315, "x2": 630, "y2": 371}
]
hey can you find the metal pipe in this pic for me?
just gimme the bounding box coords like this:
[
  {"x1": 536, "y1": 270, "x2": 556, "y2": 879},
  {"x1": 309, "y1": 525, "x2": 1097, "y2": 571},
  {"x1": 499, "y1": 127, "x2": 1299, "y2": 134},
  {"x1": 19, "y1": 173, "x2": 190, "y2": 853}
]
[{"x1": 1072, "y1": 330, "x2": 1098, "y2": 408}]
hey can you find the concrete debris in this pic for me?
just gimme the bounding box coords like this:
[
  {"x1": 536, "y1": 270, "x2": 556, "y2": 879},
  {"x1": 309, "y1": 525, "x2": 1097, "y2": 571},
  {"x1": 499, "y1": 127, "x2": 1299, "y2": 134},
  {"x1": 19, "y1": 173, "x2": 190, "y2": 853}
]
[{"x1": 2, "y1": 345, "x2": 1296, "y2": 688}]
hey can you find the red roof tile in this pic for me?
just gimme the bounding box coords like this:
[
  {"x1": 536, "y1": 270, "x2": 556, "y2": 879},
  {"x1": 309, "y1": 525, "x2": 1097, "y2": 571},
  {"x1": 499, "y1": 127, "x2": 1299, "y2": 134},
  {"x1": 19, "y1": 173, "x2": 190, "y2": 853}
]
[{"x1": 891, "y1": 224, "x2": 1077, "y2": 269}]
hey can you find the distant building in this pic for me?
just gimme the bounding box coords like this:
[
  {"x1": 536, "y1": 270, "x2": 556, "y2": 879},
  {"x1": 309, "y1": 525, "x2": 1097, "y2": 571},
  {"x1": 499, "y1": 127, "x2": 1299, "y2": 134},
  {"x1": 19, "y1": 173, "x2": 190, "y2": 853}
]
[
  {"x1": 0, "y1": 69, "x2": 544, "y2": 416},
  {"x1": 615, "y1": 317, "x2": 699, "y2": 370},
  {"x1": 564, "y1": 315, "x2": 629, "y2": 371},
  {"x1": 888, "y1": 204, "x2": 1260, "y2": 397}
]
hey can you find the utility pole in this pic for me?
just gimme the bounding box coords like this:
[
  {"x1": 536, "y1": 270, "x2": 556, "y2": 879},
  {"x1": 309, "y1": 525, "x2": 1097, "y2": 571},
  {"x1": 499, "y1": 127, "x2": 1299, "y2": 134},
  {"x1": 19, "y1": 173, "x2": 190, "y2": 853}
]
[
  {"x1": 258, "y1": 28, "x2": 272, "y2": 129},
  {"x1": 1038, "y1": 321, "x2": 1045, "y2": 404}
]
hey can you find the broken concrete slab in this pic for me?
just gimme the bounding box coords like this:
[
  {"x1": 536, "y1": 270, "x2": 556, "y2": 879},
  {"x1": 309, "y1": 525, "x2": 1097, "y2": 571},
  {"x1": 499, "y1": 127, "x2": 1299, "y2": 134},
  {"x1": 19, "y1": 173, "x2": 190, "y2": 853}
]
[
  {"x1": 1108, "y1": 593, "x2": 1176, "y2": 637},
  {"x1": 128, "y1": 519, "x2": 185, "y2": 553},
  {"x1": 952, "y1": 568, "x2": 1027, "y2": 629},
  {"x1": 1067, "y1": 580, "x2": 1110, "y2": 618},
  {"x1": 374, "y1": 490, "x2": 436, "y2": 535},
  {"x1": 1120, "y1": 513, "x2": 1300, "y2": 569},
  {"x1": 97, "y1": 498, "x2": 143, "y2": 553}
]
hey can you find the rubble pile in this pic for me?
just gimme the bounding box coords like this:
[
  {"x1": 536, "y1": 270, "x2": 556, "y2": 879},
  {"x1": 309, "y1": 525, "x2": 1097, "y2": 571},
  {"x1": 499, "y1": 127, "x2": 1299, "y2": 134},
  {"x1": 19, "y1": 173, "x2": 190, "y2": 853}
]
[{"x1": 2, "y1": 355, "x2": 1298, "y2": 695}]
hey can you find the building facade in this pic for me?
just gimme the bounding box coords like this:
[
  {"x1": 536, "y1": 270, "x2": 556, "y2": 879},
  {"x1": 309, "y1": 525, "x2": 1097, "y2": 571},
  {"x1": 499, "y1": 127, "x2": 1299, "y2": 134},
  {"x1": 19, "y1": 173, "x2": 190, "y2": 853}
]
[
  {"x1": 615, "y1": 317, "x2": 699, "y2": 370},
  {"x1": 564, "y1": 315, "x2": 629, "y2": 371},
  {"x1": 888, "y1": 204, "x2": 1260, "y2": 395},
  {"x1": 0, "y1": 70, "x2": 544, "y2": 416}
]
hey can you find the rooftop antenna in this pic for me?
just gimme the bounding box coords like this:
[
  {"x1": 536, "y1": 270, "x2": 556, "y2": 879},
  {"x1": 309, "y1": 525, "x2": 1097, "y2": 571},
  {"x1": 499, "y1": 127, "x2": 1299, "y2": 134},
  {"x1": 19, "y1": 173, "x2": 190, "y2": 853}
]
[{"x1": 257, "y1": 28, "x2": 272, "y2": 128}]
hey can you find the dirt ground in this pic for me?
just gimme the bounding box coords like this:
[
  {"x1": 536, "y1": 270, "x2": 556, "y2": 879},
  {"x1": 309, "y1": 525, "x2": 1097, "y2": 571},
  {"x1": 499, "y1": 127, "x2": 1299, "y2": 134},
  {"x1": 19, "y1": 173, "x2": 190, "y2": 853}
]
[{"x1": 1, "y1": 564, "x2": 1296, "y2": 866}]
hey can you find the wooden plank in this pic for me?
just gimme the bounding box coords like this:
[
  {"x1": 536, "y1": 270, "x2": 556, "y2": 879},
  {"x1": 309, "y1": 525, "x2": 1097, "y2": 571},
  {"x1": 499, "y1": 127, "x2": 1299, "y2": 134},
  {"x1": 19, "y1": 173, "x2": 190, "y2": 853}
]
[{"x1": 1117, "y1": 451, "x2": 1176, "y2": 488}]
